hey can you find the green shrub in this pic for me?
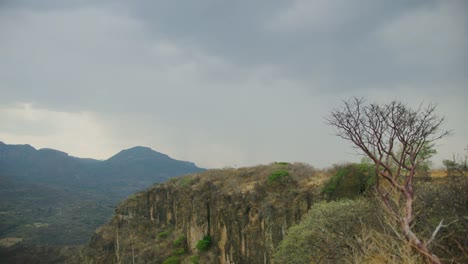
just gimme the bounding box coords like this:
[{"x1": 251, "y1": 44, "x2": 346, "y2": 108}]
[
  {"x1": 274, "y1": 162, "x2": 290, "y2": 166},
  {"x1": 172, "y1": 248, "x2": 185, "y2": 255},
  {"x1": 322, "y1": 163, "x2": 376, "y2": 200},
  {"x1": 162, "y1": 256, "x2": 180, "y2": 264},
  {"x1": 267, "y1": 170, "x2": 290, "y2": 183},
  {"x1": 172, "y1": 235, "x2": 185, "y2": 247},
  {"x1": 179, "y1": 177, "x2": 193, "y2": 186},
  {"x1": 189, "y1": 255, "x2": 200, "y2": 264},
  {"x1": 196, "y1": 235, "x2": 212, "y2": 252},
  {"x1": 158, "y1": 229, "x2": 172, "y2": 239},
  {"x1": 275, "y1": 198, "x2": 381, "y2": 264}
]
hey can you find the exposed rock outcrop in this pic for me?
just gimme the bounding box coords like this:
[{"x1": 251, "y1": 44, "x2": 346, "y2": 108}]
[{"x1": 83, "y1": 163, "x2": 322, "y2": 264}]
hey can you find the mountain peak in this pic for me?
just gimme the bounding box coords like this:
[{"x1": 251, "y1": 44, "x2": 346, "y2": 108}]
[
  {"x1": 0, "y1": 142, "x2": 36, "y2": 152},
  {"x1": 107, "y1": 146, "x2": 170, "y2": 162},
  {"x1": 127, "y1": 146, "x2": 163, "y2": 153},
  {"x1": 38, "y1": 148, "x2": 69, "y2": 157}
]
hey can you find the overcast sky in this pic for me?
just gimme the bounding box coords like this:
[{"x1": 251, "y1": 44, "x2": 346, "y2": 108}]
[{"x1": 0, "y1": 0, "x2": 467, "y2": 168}]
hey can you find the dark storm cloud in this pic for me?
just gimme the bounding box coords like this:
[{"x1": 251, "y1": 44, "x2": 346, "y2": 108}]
[
  {"x1": 0, "y1": 0, "x2": 466, "y2": 167},
  {"x1": 2, "y1": 0, "x2": 467, "y2": 94},
  {"x1": 112, "y1": 0, "x2": 467, "y2": 93}
]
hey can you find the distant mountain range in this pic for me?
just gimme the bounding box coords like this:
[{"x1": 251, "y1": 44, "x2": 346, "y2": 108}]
[
  {"x1": 0, "y1": 141, "x2": 204, "y2": 199},
  {"x1": 0, "y1": 141, "x2": 204, "y2": 245}
]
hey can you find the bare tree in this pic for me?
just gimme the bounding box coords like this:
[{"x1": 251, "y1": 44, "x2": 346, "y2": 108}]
[{"x1": 327, "y1": 98, "x2": 450, "y2": 264}]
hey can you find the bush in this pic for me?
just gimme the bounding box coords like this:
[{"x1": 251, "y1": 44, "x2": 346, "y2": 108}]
[
  {"x1": 268, "y1": 170, "x2": 290, "y2": 183},
  {"x1": 322, "y1": 163, "x2": 375, "y2": 200},
  {"x1": 172, "y1": 235, "x2": 185, "y2": 247},
  {"x1": 274, "y1": 198, "x2": 381, "y2": 264},
  {"x1": 196, "y1": 235, "x2": 212, "y2": 252},
  {"x1": 178, "y1": 176, "x2": 194, "y2": 186},
  {"x1": 158, "y1": 229, "x2": 172, "y2": 239},
  {"x1": 189, "y1": 255, "x2": 200, "y2": 264},
  {"x1": 172, "y1": 248, "x2": 185, "y2": 255},
  {"x1": 162, "y1": 256, "x2": 180, "y2": 264}
]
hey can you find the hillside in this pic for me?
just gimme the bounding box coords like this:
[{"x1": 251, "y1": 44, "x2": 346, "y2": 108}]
[
  {"x1": 2, "y1": 140, "x2": 466, "y2": 263},
  {"x1": 82, "y1": 164, "x2": 467, "y2": 264},
  {"x1": 0, "y1": 141, "x2": 204, "y2": 246},
  {"x1": 83, "y1": 163, "x2": 322, "y2": 263}
]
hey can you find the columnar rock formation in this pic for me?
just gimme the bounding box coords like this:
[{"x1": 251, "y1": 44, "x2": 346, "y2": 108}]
[{"x1": 83, "y1": 164, "x2": 320, "y2": 264}]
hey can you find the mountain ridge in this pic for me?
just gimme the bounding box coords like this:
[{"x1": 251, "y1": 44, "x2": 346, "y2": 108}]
[
  {"x1": 0, "y1": 141, "x2": 195, "y2": 164},
  {"x1": 0, "y1": 140, "x2": 205, "y2": 199},
  {"x1": 0, "y1": 140, "x2": 204, "y2": 246}
]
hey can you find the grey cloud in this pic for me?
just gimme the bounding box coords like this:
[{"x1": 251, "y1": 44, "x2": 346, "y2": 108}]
[
  {"x1": 3, "y1": 0, "x2": 467, "y2": 94},
  {"x1": 114, "y1": 0, "x2": 468, "y2": 93},
  {"x1": 0, "y1": 0, "x2": 466, "y2": 168}
]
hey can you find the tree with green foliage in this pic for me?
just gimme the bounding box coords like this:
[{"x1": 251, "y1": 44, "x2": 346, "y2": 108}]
[
  {"x1": 415, "y1": 143, "x2": 437, "y2": 178},
  {"x1": 322, "y1": 163, "x2": 376, "y2": 200},
  {"x1": 267, "y1": 170, "x2": 290, "y2": 183},
  {"x1": 327, "y1": 98, "x2": 449, "y2": 264},
  {"x1": 442, "y1": 151, "x2": 467, "y2": 177}
]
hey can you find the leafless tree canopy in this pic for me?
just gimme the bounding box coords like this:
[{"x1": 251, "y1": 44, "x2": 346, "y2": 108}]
[
  {"x1": 327, "y1": 98, "x2": 448, "y2": 187},
  {"x1": 327, "y1": 98, "x2": 450, "y2": 264}
]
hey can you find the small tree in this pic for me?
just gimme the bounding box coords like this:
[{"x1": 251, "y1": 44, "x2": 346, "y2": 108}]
[
  {"x1": 414, "y1": 143, "x2": 437, "y2": 179},
  {"x1": 442, "y1": 154, "x2": 465, "y2": 177},
  {"x1": 327, "y1": 98, "x2": 449, "y2": 264}
]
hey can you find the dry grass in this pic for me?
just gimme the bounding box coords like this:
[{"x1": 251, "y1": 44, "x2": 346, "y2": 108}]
[
  {"x1": 170, "y1": 162, "x2": 325, "y2": 195},
  {"x1": 345, "y1": 187, "x2": 427, "y2": 264},
  {"x1": 347, "y1": 227, "x2": 424, "y2": 264},
  {"x1": 430, "y1": 169, "x2": 447, "y2": 178}
]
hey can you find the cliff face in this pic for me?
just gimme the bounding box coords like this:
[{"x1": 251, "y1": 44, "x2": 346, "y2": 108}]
[{"x1": 83, "y1": 164, "x2": 322, "y2": 264}]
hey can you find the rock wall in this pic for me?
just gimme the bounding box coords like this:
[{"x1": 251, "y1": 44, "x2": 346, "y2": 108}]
[{"x1": 83, "y1": 164, "x2": 320, "y2": 264}]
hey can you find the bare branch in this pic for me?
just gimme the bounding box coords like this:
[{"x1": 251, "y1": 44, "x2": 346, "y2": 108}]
[
  {"x1": 327, "y1": 98, "x2": 449, "y2": 264},
  {"x1": 425, "y1": 219, "x2": 460, "y2": 247}
]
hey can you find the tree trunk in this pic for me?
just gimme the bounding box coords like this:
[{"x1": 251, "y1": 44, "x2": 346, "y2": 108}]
[{"x1": 402, "y1": 191, "x2": 441, "y2": 264}]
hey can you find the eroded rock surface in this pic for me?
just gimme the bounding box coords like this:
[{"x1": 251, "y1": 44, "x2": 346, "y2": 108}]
[{"x1": 83, "y1": 164, "x2": 321, "y2": 264}]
